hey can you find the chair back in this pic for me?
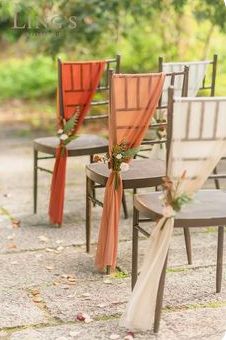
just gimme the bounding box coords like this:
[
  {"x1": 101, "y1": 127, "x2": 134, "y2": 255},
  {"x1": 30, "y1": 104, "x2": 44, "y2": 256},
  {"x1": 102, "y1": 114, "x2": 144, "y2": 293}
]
[
  {"x1": 159, "y1": 54, "x2": 217, "y2": 97},
  {"x1": 142, "y1": 67, "x2": 189, "y2": 149},
  {"x1": 108, "y1": 71, "x2": 165, "y2": 148},
  {"x1": 166, "y1": 87, "x2": 226, "y2": 187},
  {"x1": 57, "y1": 55, "x2": 121, "y2": 123}
]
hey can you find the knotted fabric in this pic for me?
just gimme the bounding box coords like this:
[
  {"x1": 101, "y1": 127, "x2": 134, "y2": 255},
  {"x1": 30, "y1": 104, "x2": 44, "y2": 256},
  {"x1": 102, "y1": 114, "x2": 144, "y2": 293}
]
[
  {"x1": 121, "y1": 96, "x2": 226, "y2": 330},
  {"x1": 95, "y1": 73, "x2": 165, "y2": 271},
  {"x1": 49, "y1": 61, "x2": 105, "y2": 225}
]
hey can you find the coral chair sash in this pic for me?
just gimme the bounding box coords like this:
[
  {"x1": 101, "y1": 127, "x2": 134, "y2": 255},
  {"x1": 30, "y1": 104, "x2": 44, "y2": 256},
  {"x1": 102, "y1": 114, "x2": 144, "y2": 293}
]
[
  {"x1": 49, "y1": 61, "x2": 105, "y2": 225},
  {"x1": 121, "y1": 96, "x2": 226, "y2": 331},
  {"x1": 95, "y1": 73, "x2": 165, "y2": 271}
]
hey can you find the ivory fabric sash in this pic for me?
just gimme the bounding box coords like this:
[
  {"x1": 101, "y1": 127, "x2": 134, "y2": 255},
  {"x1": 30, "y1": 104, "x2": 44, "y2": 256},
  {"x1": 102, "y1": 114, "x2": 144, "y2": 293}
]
[
  {"x1": 161, "y1": 61, "x2": 208, "y2": 106},
  {"x1": 152, "y1": 61, "x2": 208, "y2": 166},
  {"x1": 49, "y1": 61, "x2": 105, "y2": 225},
  {"x1": 121, "y1": 97, "x2": 226, "y2": 330},
  {"x1": 95, "y1": 73, "x2": 165, "y2": 271}
]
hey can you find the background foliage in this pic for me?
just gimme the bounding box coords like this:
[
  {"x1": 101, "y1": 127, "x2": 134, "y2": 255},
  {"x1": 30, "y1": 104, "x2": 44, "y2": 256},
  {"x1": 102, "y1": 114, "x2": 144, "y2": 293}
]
[{"x1": 0, "y1": 0, "x2": 226, "y2": 102}]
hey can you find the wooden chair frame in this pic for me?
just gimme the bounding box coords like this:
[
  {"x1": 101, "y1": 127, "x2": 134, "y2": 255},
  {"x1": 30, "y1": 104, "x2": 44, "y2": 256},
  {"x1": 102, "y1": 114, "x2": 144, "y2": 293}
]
[
  {"x1": 33, "y1": 55, "x2": 127, "y2": 217},
  {"x1": 132, "y1": 87, "x2": 225, "y2": 333},
  {"x1": 85, "y1": 68, "x2": 190, "y2": 273},
  {"x1": 159, "y1": 54, "x2": 218, "y2": 96}
]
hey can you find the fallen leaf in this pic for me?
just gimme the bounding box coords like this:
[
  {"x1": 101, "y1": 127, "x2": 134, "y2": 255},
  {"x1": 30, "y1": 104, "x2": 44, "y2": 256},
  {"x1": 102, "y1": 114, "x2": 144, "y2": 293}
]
[
  {"x1": 53, "y1": 281, "x2": 60, "y2": 286},
  {"x1": 76, "y1": 312, "x2": 92, "y2": 323},
  {"x1": 7, "y1": 234, "x2": 15, "y2": 240},
  {"x1": 67, "y1": 293, "x2": 77, "y2": 298},
  {"x1": 45, "y1": 266, "x2": 54, "y2": 271},
  {"x1": 76, "y1": 312, "x2": 86, "y2": 321},
  {"x1": 124, "y1": 332, "x2": 135, "y2": 339},
  {"x1": 12, "y1": 219, "x2": 21, "y2": 228},
  {"x1": 56, "y1": 239, "x2": 63, "y2": 244},
  {"x1": 69, "y1": 331, "x2": 81, "y2": 337},
  {"x1": 7, "y1": 243, "x2": 17, "y2": 249},
  {"x1": 62, "y1": 285, "x2": 70, "y2": 290},
  {"x1": 124, "y1": 335, "x2": 134, "y2": 340},
  {"x1": 66, "y1": 281, "x2": 76, "y2": 286},
  {"x1": 46, "y1": 248, "x2": 54, "y2": 252},
  {"x1": 81, "y1": 293, "x2": 90, "y2": 297},
  {"x1": 61, "y1": 274, "x2": 68, "y2": 278},
  {"x1": 31, "y1": 288, "x2": 40, "y2": 296},
  {"x1": 103, "y1": 279, "x2": 112, "y2": 284},
  {"x1": 38, "y1": 235, "x2": 49, "y2": 243},
  {"x1": 56, "y1": 246, "x2": 64, "y2": 251},
  {"x1": 110, "y1": 334, "x2": 120, "y2": 340},
  {"x1": 32, "y1": 296, "x2": 43, "y2": 303},
  {"x1": 97, "y1": 303, "x2": 108, "y2": 308}
]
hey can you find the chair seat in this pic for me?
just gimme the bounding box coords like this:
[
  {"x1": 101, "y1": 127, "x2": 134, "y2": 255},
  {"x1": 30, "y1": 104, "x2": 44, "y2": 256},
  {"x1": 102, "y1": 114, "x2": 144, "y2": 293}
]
[
  {"x1": 86, "y1": 159, "x2": 165, "y2": 189},
  {"x1": 34, "y1": 134, "x2": 108, "y2": 156},
  {"x1": 134, "y1": 190, "x2": 226, "y2": 227}
]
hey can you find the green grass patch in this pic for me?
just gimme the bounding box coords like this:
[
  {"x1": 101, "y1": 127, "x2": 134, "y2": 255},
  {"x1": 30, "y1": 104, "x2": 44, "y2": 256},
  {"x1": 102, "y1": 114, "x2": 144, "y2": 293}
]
[
  {"x1": 111, "y1": 269, "x2": 129, "y2": 279},
  {"x1": 167, "y1": 267, "x2": 188, "y2": 273},
  {"x1": 164, "y1": 300, "x2": 226, "y2": 312}
]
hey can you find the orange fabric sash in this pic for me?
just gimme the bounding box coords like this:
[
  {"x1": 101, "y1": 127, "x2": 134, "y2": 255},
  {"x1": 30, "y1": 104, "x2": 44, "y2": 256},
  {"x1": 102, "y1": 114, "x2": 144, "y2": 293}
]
[
  {"x1": 49, "y1": 61, "x2": 106, "y2": 225},
  {"x1": 95, "y1": 73, "x2": 165, "y2": 271}
]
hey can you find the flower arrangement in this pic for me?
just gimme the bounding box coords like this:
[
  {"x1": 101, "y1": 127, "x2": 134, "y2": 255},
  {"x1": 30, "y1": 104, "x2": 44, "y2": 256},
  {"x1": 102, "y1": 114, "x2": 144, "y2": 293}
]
[
  {"x1": 94, "y1": 141, "x2": 139, "y2": 190},
  {"x1": 160, "y1": 171, "x2": 192, "y2": 219},
  {"x1": 156, "y1": 118, "x2": 167, "y2": 141},
  {"x1": 57, "y1": 107, "x2": 79, "y2": 155}
]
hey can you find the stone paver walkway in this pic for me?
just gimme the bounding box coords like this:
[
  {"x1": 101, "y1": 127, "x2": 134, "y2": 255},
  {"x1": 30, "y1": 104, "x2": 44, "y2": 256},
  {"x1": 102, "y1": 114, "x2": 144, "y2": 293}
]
[{"x1": 0, "y1": 125, "x2": 226, "y2": 340}]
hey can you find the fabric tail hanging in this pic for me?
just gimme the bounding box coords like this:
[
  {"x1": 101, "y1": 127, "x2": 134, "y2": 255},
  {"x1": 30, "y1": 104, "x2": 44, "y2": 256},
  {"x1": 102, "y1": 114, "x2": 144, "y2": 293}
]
[
  {"x1": 120, "y1": 96, "x2": 226, "y2": 331},
  {"x1": 49, "y1": 61, "x2": 106, "y2": 225},
  {"x1": 95, "y1": 73, "x2": 165, "y2": 271}
]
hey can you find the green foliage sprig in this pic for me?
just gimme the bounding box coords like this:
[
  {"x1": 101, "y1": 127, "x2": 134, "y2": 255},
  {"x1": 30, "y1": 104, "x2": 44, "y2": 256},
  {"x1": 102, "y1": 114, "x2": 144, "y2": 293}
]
[
  {"x1": 57, "y1": 111, "x2": 79, "y2": 154},
  {"x1": 94, "y1": 141, "x2": 139, "y2": 189},
  {"x1": 108, "y1": 141, "x2": 139, "y2": 190},
  {"x1": 161, "y1": 171, "x2": 192, "y2": 219}
]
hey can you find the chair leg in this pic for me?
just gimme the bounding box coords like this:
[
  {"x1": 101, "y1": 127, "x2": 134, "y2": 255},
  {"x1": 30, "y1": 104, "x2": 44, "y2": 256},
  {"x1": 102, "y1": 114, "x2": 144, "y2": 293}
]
[
  {"x1": 90, "y1": 155, "x2": 96, "y2": 207},
  {"x1": 106, "y1": 266, "x2": 111, "y2": 275},
  {"x1": 216, "y1": 226, "x2": 224, "y2": 293},
  {"x1": 154, "y1": 255, "x2": 168, "y2": 333},
  {"x1": 183, "y1": 227, "x2": 192, "y2": 265},
  {"x1": 122, "y1": 190, "x2": 129, "y2": 219},
  {"x1": 33, "y1": 149, "x2": 38, "y2": 214},
  {"x1": 131, "y1": 207, "x2": 139, "y2": 290},
  {"x1": 213, "y1": 166, "x2": 220, "y2": 189},
  {"x1": 86, "y1": 176, "x2": 92, "y2": 253}
]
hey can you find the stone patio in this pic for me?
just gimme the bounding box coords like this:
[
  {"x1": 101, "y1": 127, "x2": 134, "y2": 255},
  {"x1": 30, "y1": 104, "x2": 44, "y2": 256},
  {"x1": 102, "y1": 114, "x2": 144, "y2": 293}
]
[{"x1": 0, "y1": 124, "x2": 226, "y2": 340}]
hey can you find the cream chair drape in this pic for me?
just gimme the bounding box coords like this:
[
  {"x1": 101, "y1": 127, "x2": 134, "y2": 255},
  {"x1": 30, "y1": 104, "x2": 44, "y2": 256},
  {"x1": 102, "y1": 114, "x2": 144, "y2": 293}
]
[
  {"x1": 161, "y1": 61, "x2": 208, "y2": 105},
  {"x1": 150, "y1": 61, "x2": 208, "y2": 161},
  {"x1": 120, "y1": 96, "x2": 226, "y2": 331}
]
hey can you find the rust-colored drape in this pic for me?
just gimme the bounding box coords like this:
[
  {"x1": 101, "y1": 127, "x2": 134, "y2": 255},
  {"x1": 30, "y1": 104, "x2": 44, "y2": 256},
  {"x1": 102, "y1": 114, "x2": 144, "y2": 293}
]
[
  {"x1": 95, "y1": 73, "x2": 165, "y2": 271},
  {"x1": 49, "y1": 61, "x2": 106, "y2": 225}
]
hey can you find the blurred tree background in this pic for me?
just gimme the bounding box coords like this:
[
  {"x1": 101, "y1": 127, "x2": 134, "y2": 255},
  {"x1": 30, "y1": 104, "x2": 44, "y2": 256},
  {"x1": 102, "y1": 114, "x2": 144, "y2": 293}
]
[{"x1": 0, "y1": 0, "x2": 226, "y2": 129}]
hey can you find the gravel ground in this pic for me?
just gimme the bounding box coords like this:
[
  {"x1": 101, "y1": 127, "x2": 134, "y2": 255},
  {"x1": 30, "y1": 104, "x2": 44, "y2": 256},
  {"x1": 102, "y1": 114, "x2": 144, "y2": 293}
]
[{"x1": 0, "y1": 124, "x2": 225, "y2": 340}]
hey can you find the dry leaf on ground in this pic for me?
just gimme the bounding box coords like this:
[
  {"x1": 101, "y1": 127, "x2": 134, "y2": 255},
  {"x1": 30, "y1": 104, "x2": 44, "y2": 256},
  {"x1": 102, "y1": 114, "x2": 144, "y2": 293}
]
[{"x1": 38, "y1": 235, "x2": 49, "y2": 243}]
